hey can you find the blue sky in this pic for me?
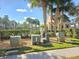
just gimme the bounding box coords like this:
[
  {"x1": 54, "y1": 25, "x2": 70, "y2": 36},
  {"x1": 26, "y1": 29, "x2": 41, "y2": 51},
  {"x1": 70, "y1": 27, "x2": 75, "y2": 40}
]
[{"x1": 0, "y1": 0, "x2": 79, "y2": 24}]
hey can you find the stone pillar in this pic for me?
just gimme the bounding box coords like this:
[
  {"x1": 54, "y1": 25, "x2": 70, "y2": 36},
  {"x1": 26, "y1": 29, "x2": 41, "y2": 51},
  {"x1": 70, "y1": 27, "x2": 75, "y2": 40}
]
[
  {"x1": 31, "y1": 34, "x2": 41, "y2": 45},
  {"x1": 10, "y1": 36, "x2": 21, "y2": 48}
]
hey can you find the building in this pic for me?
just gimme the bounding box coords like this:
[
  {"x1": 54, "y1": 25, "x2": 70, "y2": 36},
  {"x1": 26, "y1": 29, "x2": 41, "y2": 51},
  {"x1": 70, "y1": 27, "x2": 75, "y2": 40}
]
[
  {"x1": 46, "y1": 16, "x2": 71, "y2": 31},
  {"x1": 75, "y1": 6, "x2": 79, "y2": 29},
  {"x1": 46, "y1": 16, "x2": 55, "y2": 31},
  {"x1": 0, "y1": 23, "x2": 5, "y2": 29}
]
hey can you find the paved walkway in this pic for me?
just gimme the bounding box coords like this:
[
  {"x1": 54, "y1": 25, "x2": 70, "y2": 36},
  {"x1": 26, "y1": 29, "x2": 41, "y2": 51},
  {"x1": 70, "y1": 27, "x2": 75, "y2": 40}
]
[{"x1": 0, "y1": 47, "x2": 79, "y2": 59}]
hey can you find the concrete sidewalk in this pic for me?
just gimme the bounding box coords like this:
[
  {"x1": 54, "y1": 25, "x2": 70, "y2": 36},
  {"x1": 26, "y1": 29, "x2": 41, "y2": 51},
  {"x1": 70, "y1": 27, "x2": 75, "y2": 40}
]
[
  {"x1": 0, "y1": 47, "x2": 79, "y2": 59},
  {"x1": 46, "y1": 47, "x2": 79, "y2": 57}
]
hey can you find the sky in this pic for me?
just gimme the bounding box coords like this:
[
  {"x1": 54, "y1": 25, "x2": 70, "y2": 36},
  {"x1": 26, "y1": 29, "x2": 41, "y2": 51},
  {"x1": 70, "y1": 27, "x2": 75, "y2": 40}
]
[{"x1": 0, "y1": 0, "x2": 79, "y2": 24}]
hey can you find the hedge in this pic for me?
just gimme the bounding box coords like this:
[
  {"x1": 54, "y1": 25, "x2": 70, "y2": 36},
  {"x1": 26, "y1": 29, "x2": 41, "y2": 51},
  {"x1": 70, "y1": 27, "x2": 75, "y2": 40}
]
[{"x1": 0, "y1": 29, "x2": 30, "y2": 40}]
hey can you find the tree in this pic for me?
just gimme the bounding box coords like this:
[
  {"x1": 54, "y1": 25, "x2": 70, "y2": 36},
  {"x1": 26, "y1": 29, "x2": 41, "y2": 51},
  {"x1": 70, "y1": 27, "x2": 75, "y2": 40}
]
[
  {"x1": 47, "y1": 0, "x2": 54, "y2": 32},
  {"x1": 49, "y1": 0, "x2": 75, "y2": 42},
  {"x1": 2, "y1": 15, "x2": 10, "y2": 29},
  {"x1": 28, "y1": 0, "x2": 47, "y2": 33},
  {"x1": 25, "y1": 17, "x2": 40, "y2": 25},
  {"x1": 10, "y1": 20, "x2": 17, "y2": 29},
  {"x1": 34, "y1": 19, "x2": 40, "y2": 25},
  {"x1": 26, "y1": 17, "x2": 33, "y2": 24},
  {"x1": 23, "y1": 17, "x2": 40, "y2": 30},
  {"x1": 50, "y1": 0, "x2": 74, "y2": 31}
]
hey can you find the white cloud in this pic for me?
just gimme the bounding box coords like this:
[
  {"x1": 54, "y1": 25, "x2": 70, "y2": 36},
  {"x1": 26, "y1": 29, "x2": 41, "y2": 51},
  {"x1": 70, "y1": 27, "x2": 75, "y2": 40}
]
[
  {"x1": 27, "y1": 3, "x2": 31, "y2": 8},
  {"x1": 16, "y1": 9, "x2": 27, "y2": 12}
]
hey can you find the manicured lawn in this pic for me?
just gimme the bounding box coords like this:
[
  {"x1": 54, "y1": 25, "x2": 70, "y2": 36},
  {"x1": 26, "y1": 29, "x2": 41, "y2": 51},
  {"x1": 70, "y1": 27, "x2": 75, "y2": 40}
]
[
  {"x1": 0, "y1": 42, "x2": 77, "y2": 56},
  {"x1": 18, "y1": 42, "x2": 77, "y2": 54},
  {"x1": 66, "y1": 37, "x2": 79, "y2": 41},
  {"x1": 1, "y1": 37, "x2": 79, "y2": 56},
  {"x1": 66, "y1": 37, "x2": 79, "y2": 45}
]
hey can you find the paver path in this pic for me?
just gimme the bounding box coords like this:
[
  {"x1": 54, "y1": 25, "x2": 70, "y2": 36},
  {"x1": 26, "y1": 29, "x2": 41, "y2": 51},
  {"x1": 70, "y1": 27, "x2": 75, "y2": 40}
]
[{"x1": 0, "y1": 47, "x2": 79, "y2": 59}]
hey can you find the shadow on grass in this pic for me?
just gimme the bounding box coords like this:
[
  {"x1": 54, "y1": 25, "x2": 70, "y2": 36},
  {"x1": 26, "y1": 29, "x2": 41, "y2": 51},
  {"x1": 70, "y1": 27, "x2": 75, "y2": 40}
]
[
  {"x1": 65, "y1": 40, "x2": 79, "y2": 45},
  {"x1": 70, "y1": 43, "x2": 79, "y2": 45},
  {"x1": 41, "y1": 44, "x2": 53, "y2": 47},
  {"x1": 34, "y1": 42, "x2": 53, "y2": 48},
  {"x1": 4, "y1": 46, "x2": 32, "y2": 56}
]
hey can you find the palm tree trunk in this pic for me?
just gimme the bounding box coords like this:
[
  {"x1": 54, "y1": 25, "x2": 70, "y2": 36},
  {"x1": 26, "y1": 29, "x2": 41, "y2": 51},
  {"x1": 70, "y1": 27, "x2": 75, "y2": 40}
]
[
  {"x1": 49, "y1": 0, "x2": 53, "y2": 32},
  {"x1": 56, "y1": 0, "x2": 60, "y2": 31},
  {"x1": 50, "y1": 4, "x2": 53, "y2": 32},
  {"x1": 42, "y1": 0, "x2": 47, "y2": 33},
  {"x1": 73, "y1": 23, "x2": 76, "y2": 38},
  {"x1": 49, "y1": 0, "x2": 56, "y2": 34},
  {"x1": 56, "y1": 0, "x2": 62, "y2": 42},
  {"x1": 56, "y1": 0, "x2": 60, "y2": 16},
  {"x1": 61, "y1": 10, "x2": 64, "y2": 30}
]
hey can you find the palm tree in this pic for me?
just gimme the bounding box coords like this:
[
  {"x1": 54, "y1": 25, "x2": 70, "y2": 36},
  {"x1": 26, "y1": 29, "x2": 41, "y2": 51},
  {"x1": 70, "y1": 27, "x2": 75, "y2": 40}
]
[
  {"x1": 51, "y1": 0, "x2": 74, "y2": 30},
  {"x1": 28, "y1": 0, "x2": 47, "y2": 33},
  {"x1": 47, "y1": 0, "x2": 57, "y2": 34},
  {"x1": 42, "y1": 0, "x2": 47, "y2": 33},
  {"x1": 46, "y1": 0, "x2": 74, "y2": 38},
  {"x1": 52, "y1": 0, "x2": 60, "y2": 32},
  {"x1": 52, "y1": 0, "x2": 75, "y2": 42},
  {"x1": 48, "y1": 0, "x2": 54, "y2": 32},
  {"x1": 66, "y1": 0, "x2": 76, "y2": 38}
]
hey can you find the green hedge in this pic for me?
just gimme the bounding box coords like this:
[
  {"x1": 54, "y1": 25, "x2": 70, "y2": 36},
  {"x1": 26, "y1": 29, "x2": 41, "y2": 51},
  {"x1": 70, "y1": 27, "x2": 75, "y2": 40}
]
[
  {"x1": 63, "y1": 29, "x2": 79, "y2": 38},
  {"x1": 63, "y1": 29, "x2": 72, "y2": 37},
  {"x1": 47, "y1": 32, "x2": 56, "y2": 37},
  {"x1": 32, "y1": 30, "x2": 40, "y2": 34},
  {"x1": 0, "y1": 49, "x2": 6, "y2": 56},
  {"x1": 0, "y1": 29, "x2": 30, "y2": 39},
  {"x1": 75, "y1": 29, "x2": 79, "y2": 39}
]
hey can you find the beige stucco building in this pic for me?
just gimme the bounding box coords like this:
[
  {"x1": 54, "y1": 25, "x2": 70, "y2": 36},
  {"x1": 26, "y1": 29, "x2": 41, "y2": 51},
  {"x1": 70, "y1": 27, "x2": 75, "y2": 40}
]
[{"x1": 46, "y1": 16, "x2": 70, "y2": 31}]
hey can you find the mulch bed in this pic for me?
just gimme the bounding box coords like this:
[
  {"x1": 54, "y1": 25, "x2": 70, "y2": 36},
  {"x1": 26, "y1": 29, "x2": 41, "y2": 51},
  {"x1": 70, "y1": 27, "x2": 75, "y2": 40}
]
[{"x1": 0, "y1": 38, "x2": 31, "y2": 49}]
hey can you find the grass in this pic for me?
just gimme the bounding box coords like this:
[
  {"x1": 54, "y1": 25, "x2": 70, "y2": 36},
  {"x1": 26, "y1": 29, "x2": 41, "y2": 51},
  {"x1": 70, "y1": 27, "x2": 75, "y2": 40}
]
[
  {"x1": 0, "y1": 42, "x2": 76, "y2": 56},
  {"x1": 18, "y1": 37, "x2": 79, "y2": 55},
  {"x1": 66, "y1": 37, "x2": 79, "y2": 41},
  {"x1": 20, "y1": 42, "x2": 77, "y2": 54},
  {"x1": 66, "y1": 37, "x2": 79, "y2": 45},
  {"x1": 1, "y1": 37, "x2": 79, "y2": 56},
  {"x1": 53, "y1": 43, "x2": 76, "y2": 48}
]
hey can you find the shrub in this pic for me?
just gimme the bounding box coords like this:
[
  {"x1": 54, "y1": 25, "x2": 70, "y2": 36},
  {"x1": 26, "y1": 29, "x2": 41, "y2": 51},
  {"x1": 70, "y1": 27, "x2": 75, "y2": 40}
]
[
  {"x1": 75, "y1": 29, "x2": 79, "y2": 39},
  {"x1": 47, "y1": 32, "x2": 56, "y2": 37},
  {"x1": 0, "y1": 29, "x2": 30, "y2": 40},
  {"x1": 64, "y1": 29, "x2": 72, "y2": 37},
  {"x1": 32, "y1": 30, "x2": 40, "y2": 34},
  {"x1": 0, "y1": 49, "x2": 6, "y2": 56}
]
